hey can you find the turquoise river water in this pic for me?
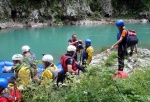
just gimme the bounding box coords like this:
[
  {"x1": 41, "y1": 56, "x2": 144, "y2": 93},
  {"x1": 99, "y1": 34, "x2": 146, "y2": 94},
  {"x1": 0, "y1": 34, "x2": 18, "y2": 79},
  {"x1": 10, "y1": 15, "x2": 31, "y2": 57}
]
[{"x1": 0, "y1": 23, "x2": 149, "y2": 63}]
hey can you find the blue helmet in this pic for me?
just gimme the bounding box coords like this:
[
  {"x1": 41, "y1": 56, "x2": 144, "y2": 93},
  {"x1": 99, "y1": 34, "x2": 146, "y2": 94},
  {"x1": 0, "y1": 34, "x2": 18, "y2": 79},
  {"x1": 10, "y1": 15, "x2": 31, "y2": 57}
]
[
  {"x1": 0, "y1": 78, "x2": 8, "y2": 88},
  {"x1": 85, "y1": 39, "x2": 91, "y2": 45},
  {"x1": 116, "y1": 20, "x2": 124, "y2": 26}
]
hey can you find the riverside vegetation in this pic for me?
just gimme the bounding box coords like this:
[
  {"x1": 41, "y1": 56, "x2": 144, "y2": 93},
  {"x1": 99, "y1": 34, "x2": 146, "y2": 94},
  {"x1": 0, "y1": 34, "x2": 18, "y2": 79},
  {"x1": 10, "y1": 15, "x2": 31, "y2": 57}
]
[{"x1": 21, "y1": 48, "x2": 150, "y2": 102}]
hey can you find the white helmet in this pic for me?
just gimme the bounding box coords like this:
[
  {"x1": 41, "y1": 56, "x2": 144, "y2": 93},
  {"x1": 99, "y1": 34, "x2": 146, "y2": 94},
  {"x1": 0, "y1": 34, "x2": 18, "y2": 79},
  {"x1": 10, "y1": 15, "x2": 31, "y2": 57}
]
[
  {"x1": 67, "y1": 45, "x2": 76, "y2": 52},
  {"x1": 42, "y1": 54, "x2": 53, "y2": 63},
  {"x1": 22, "y1": 45, "x2": 30, "y2": 52},
  {"x1": 12, "y1": 54, "x2": 23, "y2": 61}
]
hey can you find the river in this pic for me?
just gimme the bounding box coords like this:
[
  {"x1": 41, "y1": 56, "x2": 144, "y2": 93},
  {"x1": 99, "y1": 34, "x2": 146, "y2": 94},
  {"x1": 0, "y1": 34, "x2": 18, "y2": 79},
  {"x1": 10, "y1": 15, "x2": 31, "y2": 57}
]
[{"x1": 0, "y1": 22, "x2": 149, "y2": 63}]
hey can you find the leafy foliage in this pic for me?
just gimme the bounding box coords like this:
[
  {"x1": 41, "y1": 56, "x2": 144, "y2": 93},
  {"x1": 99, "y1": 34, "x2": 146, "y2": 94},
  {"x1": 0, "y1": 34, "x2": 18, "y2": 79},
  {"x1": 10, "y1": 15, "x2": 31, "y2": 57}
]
[{"x1": 21, "y1": 53, "x2": 150, "y2": 102}]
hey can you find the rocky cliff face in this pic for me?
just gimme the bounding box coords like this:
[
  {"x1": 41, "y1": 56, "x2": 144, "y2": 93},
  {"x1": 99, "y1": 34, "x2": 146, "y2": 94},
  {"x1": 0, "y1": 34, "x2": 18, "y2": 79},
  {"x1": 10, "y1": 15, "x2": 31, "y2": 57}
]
[
  {"x1": 0, "y1": 0, "x2": 11, "y2": 20},
  {"x1": 0, "y1": 0, "x2": 113, "y2": 22}
]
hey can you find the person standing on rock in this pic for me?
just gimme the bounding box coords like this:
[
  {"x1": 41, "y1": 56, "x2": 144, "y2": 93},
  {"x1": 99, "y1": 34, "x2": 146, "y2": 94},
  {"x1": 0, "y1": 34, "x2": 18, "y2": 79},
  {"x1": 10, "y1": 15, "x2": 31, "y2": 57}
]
[
  {"x1": 110, "y1": 20, "x2": 128, "y2": 71},
  {"x1": 82, "y1": 39, "x2": 94, "y2": 67}
]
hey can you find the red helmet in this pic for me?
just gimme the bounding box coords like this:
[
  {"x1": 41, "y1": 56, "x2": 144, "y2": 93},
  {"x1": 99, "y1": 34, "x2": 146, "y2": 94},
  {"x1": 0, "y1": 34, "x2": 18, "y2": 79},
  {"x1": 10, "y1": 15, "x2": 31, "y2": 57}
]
[{"x1": 113, "y1": 71, "x2": 128, "y2": 79}]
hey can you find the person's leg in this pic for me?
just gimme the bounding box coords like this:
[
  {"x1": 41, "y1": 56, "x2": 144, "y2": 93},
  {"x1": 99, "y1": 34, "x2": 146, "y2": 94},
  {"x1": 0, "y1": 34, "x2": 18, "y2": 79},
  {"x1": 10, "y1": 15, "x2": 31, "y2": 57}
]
[
  {"x1": 118, "y1": 45, "x2": 124, "y2": 71},
  {"x1": 129, "y1": 46, "x2": 134, "y2": 56},
  {"x1": 82, "y1": 52, "x2": 87, "y2": 66},
  {"x1": 134, "y1": 44, "x2": 137, "y2": 53},
  {"x1": 73, "y1": 52, "x2": 77, "y2": 61},
  {"x1": 57, "y1": 71, "x2": 66, "y2": 86}
]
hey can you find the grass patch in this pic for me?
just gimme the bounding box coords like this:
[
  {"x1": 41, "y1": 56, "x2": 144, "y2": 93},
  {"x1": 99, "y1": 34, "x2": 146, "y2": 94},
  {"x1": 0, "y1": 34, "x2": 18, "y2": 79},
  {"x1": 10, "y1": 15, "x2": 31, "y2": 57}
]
[{"x1": 105, "y1": 52, "x2": 118, "y2": 67}]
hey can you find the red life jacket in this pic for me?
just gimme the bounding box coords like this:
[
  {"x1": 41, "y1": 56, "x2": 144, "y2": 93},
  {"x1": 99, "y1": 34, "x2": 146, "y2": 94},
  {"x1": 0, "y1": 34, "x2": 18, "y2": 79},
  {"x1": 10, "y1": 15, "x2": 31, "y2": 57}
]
[
  {"x1": 0, "y1": 95, "x2": 9, "y2": 102},
  {"x1": 113, "y1": 71, "x2": 128, "y2": 79},
  {"x1": 8, "y1": 89, "x2": 22, "y2": 102},
  {"x1": 128, "y1": 30, "x2": 136, "y2": 36},
  {"x1": 60, "y1": 54, "x2": 76, "y2": 72}
]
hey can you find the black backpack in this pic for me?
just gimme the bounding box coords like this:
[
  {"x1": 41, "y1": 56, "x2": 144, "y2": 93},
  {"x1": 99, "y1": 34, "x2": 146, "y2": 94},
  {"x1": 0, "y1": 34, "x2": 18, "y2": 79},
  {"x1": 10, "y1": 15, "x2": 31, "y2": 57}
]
[{"x1": 127, "y1": 30, "x2": 138, "y2": 46}]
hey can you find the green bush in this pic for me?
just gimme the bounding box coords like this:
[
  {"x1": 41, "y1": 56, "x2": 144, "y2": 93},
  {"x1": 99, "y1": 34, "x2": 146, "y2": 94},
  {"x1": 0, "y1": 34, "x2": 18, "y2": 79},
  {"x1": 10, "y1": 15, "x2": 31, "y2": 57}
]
[{"x1": 22, "y1": 58, "x2": 150, "y2": 102}]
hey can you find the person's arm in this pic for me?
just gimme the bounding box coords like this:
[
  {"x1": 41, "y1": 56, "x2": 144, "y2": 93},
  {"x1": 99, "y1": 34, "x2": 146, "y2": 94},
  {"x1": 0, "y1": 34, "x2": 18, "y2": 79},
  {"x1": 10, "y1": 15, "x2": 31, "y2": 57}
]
[
  {"x1": 66, "y1": 58, "x2": 77, "y2": 73},
  {"x1": 110, "y1": 30, "x2": 127, "y2": 50},
  {"x1": 67, "y1": 65, "x2": 76, "y2": 73},
  {"x1": 110, "y1": 36, "x2": 124, "y2": 50},
  {"x1": 68, "y1": 40, "x2": 78, "y2": 45}
]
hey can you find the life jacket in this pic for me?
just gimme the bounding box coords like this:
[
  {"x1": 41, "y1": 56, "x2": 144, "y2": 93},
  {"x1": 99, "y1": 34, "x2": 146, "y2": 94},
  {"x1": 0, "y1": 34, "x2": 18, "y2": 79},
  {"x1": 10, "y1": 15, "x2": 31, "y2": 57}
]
[
  {"x1": 117, "y1": 29, "x2": 128, "y2": 44},
  {"x1": 0, "y1": 95, "x2": 9, "y2": 102},
  {"x1": 17, "y1": 67, "x2": 31, "y2": 86},
  {"x1": 117, "y1": 29, "x2": 138, "y2": 46},
  {"x1": 9, "y1": 89, "x2": 22, "y2": 102},
  {"x1": 60, "y1": 54, "x2": 76, "y2": 72},
  {"x1": 46, "y1": 64, "x2": 58, "y2": 80},
  {"x1": 82, "y1": 46, "x2": 94, "y2": 60},
  {"x1": 113, "y1": 71, "x2": 128, "y2": 79}
]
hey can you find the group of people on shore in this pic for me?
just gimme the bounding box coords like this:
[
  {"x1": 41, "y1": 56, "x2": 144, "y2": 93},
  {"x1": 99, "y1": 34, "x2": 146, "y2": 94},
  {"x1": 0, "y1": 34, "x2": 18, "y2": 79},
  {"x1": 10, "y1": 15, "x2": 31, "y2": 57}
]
[
  {"x1": 0, "y1": 34, "x2": 94, "y2": 101},
  {"x1": 0, "y1": 19, "x2": 138, "y2": 101}
]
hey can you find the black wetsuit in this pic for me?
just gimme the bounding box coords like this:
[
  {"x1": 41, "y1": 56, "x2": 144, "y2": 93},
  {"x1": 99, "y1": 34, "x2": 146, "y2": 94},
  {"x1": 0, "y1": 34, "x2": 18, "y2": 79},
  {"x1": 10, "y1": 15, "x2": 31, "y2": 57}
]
[{"x1": 118, "y1": 30, "x2": 127, "y2": 71}]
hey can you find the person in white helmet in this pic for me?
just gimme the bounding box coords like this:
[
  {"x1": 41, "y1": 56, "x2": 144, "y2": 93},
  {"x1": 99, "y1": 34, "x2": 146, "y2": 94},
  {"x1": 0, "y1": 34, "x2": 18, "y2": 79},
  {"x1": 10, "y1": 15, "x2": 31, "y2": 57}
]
[
  {"x1": 22, "y1": 45, "x2": 36, "y2": 60},
  {"x1": 22, "y1": 45, "x2": 37, "y2": 79},
  {"x1": 57, "y1": 45, "x2": 85, "y2": 85},
  {"x1": 11, "y1": 54, "x2": 32, "y2": 90},
  {"x1": 40, "y1": 54, "x2": 58, "y2": 84}
]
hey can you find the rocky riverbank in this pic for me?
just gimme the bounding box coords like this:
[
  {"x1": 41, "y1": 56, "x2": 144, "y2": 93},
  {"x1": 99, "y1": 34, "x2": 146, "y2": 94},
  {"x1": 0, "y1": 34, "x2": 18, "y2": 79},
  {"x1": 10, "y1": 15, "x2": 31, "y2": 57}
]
[
  {"x1": 90, "y1": 48, "x2": 150, "y2": 74},
  {"x1": 0, "y1": 18, "x2": 149, "y2": 29}
]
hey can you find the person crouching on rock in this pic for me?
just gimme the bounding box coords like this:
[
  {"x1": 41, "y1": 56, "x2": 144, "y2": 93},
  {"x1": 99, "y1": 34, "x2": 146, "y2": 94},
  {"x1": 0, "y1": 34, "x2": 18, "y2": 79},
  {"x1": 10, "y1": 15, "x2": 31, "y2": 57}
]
[{"x1": 57, "y1": 45, "x2": 85, "y2": 85}]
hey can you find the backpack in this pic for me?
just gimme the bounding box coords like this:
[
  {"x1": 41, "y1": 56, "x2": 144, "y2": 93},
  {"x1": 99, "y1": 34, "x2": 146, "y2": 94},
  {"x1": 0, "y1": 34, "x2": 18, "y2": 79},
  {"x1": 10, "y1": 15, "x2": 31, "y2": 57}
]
[
  {"x1": 0, "y1": 95, "x2": 9, "y2": 102},
  {"x1": 117, "y1": 29, "x2": 138, "y2": 46},
  {"x1": 9, "y1": 89, "x2": 22, "y2": 102},
  {"x1": 126, "y1": 30, "x2": 138, "y2": 46}
]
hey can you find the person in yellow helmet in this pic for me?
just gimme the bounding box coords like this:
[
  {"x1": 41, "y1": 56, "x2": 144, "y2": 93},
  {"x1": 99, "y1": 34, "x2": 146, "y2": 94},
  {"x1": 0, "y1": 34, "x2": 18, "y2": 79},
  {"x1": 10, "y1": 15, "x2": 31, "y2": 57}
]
[
  {"x1": 11, "y1": 54, "x2": 32, "y2": 90},
  {"x1": 82, "y1": 39, "x2": 94, "y2": 66},
  {"x1": 41, "y1": 54, "x2": 58, "y2": 84}
]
